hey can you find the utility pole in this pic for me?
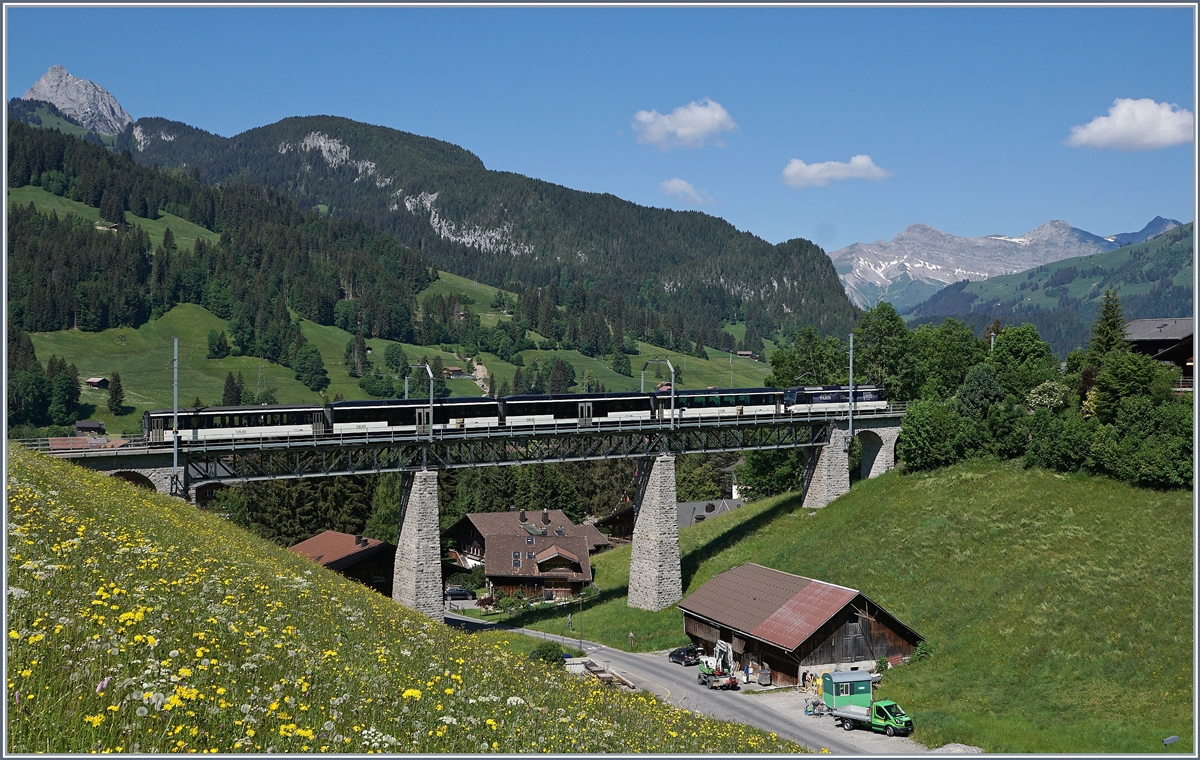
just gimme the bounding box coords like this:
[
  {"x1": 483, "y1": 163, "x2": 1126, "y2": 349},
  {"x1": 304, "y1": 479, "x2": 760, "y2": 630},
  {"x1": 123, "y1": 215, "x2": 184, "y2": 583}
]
[
  {"x1": 990, "y1": 333, "x2": 996, "y2": 352},
  {"x1": 846, "y1": 333, "x2": 854, "y2": 452},
  {"x1": 172, "y1": 337, "x2": 179, "y2": 496}
]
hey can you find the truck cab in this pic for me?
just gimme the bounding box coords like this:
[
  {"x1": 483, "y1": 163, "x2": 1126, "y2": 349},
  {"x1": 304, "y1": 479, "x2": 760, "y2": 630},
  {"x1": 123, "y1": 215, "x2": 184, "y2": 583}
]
[{"x1": 865, "y1": 699, "x2": 913, "y2": 737}]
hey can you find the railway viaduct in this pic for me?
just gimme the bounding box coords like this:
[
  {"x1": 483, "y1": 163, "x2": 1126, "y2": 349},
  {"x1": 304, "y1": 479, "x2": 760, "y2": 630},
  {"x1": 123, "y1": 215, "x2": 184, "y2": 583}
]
[{"x1": 30, "y1": 411, "x2": 903, "y2": 622}]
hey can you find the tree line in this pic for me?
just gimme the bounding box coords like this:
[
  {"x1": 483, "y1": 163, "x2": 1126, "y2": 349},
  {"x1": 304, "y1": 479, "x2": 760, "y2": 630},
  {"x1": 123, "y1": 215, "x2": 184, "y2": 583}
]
[{"x1": 737, "y1": 291, "x2": 1191, "y2": 494}]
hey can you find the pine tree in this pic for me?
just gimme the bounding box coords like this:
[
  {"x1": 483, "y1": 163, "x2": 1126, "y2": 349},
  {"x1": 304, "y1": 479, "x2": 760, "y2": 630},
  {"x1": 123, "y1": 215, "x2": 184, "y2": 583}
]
[
  {"x1": 107, "y1": 372, "x2": 125, "y2": 415},
  {"x1": 222, "y1": 372, "x2": 240, "y2": 406},
  {"x1": 192, "y1": 396, "x2": 204, "y2": 408},
  {"x1": 1088, "y1": 288, "x2": 1127, "y2": 361}
]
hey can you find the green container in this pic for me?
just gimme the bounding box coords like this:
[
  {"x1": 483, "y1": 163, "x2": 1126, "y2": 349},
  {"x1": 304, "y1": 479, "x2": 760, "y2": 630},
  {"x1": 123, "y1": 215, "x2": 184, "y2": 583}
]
[{"x1": 822, "y1": 671, "x2": 874, "y2": 710}]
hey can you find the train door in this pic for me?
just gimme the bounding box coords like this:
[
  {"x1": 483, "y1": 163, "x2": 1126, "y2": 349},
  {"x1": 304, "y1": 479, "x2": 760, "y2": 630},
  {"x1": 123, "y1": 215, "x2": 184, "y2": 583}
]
[
  {"x1": 416, "y1": 407, "x2": 431, "y2": 435},
  {"x1": 578, "y1": 401, "x2": 593, "y2": 426},
  {"x1": 312, "y1": 411, "x2": 326, "y2": 436},
  {"x1": 151, "y1": 417, "x2": 165, "y2": 442}
]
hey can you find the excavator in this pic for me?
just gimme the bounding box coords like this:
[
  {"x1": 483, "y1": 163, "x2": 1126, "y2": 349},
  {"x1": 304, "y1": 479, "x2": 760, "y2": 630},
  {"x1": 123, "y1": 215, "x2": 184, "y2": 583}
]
[{"x1": 696, "y1": 640, "x2": 739, "y2": 690}]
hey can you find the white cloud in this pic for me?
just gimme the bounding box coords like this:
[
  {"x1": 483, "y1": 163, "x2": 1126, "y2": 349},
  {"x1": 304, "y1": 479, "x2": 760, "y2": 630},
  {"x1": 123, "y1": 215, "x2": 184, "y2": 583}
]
[
  {"x1": 632, "y1": 98, "x2": 738, "y2": 149},
  {"x1": 660, "y1": 178, "x2": 712, "y2": 205},
  {"x1": 1066, "y1": 98, "x2": 1194, "y2": 151},
  {"x1": 781, "y1": 154, "x2": 892, "y2": 188}
]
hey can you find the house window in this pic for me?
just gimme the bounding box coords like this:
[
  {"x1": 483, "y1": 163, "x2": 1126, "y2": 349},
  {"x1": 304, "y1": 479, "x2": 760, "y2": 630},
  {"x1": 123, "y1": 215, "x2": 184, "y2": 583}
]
[
  {"x1": 512, "y1": 552, "x2": 520, "y2": 559},
  {"x1": 526, "y1": 536, "x2": 534, "y2": 545},
  {"x1": 512, "y1": 559, "x2": 521, "y2": 568},
  {"x1": 555, "y1": 529, "x2": 565, "y2": 536},
  {"x1": 526, "y1": 552, "x2": 535, "y2": 559}
]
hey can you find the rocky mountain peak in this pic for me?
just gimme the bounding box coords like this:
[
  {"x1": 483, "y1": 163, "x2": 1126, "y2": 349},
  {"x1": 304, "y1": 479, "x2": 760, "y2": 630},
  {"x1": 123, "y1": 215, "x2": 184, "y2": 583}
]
[{"x1": 22, "y1": 65, "x2": 132, "y2": 136}]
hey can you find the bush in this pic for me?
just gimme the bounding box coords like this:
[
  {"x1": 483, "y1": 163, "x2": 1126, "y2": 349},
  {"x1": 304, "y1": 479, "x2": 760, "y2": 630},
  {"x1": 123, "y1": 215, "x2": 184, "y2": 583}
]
[
  {"x1": 908, "y1": 641, "x2": 933, "y2": 663},
  {"x1": 897, "y1": 401, "x2": 966, "y2": 471},
  {"x1": 528, "y1": 641, "x2": 567, "y2": 666}
]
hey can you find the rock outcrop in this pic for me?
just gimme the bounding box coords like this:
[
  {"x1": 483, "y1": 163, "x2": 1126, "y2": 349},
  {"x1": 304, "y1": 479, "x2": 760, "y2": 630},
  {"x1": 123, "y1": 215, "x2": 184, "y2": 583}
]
[{"x1": 22, "y1": 65, "x2": 132, "y2": 136}]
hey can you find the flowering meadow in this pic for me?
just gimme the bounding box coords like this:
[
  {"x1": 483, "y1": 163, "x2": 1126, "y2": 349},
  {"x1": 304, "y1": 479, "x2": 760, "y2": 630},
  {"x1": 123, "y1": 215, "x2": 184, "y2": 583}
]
[{"x1": 5, "y1": 448, "x2": 803, "y2": 754}]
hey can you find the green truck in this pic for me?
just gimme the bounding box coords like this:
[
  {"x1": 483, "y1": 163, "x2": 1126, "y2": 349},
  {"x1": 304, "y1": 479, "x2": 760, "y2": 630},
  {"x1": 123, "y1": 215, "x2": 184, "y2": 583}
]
[{"x1": 821, "y1": 670, "x2": 913, "y2": 737}]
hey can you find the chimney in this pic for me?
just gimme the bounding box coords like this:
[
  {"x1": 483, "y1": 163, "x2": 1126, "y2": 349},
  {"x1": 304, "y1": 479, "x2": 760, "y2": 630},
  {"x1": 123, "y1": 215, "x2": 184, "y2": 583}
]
[
  {"x1": 519, "y1": 509, "x2": 527, "y2": 523},
  {"x1": 542, "y1": 508, "x2": 550, "y2": 526},
  {"x1": 354, "y1": 534, "x2": 365, "y2": 546}
]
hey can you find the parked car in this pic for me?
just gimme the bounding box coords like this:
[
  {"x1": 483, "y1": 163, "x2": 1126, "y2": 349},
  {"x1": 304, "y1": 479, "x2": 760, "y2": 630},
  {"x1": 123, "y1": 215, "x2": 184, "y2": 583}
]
[
  {"x1": 444, "y1": 586, "x2": 477, "y2": 600},
  {"x1": 669, "y1": 645, "x2": 701, "y2": 666}
]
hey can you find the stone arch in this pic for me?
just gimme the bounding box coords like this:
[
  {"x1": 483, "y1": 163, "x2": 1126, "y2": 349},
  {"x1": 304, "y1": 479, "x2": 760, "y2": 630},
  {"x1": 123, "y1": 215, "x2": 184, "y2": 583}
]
[
  {"x1": 111, "y1": 471, "x2": 157, "y2": 491},
  {"x1": 857, "y1": 425, "x2": 898, "y2": 480}
]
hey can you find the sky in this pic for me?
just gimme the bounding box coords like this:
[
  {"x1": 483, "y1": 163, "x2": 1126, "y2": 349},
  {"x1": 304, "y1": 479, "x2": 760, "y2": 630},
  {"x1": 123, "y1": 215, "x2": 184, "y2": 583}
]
[{"x1": 4, "y1": 5, "x2": 1196, "y2": 253}]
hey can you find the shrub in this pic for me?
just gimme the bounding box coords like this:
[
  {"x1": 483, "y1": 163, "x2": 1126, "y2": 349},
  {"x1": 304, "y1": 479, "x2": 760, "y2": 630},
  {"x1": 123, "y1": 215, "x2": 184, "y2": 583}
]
[
  {"x1": 528, "y1": 641, "x2": 567, "y2": 666},
  {"x1": 897, "y1": 401, "x2": 966, "y2": 471}
]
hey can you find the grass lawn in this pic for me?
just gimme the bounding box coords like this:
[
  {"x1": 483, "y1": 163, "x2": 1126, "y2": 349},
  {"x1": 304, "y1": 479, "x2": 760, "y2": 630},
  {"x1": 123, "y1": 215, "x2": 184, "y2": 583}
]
[
  {"x1": 418, "y1": 271, "x2": 516, "y2": 329},
  {"x1": 507, "y1": 459, "x2": 1193, "y2": 753},
  {"x1": 8, "y1": 185, "x2": 220, "y2": 252}
]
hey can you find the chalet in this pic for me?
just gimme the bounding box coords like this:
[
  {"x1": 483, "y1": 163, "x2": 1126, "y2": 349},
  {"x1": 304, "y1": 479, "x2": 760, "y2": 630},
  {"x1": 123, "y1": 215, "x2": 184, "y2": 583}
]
[
  {"x1": 1125, "y1": 318, "x2": 1193, "y2": 389},
  {"x1": 74, "y1": 420, "x2": 106, "y2": 436},
  {"x1": 596, "y1": 499, "x2": 744, "y2": 542},
  {"x1": 442, "y1": 508, "x2": 609, "y2": 599},
  {"x1": 289, "y1": 530, "x2": 396, "y2": 597},
  {"x1": 678, "y1": 563, "x2": 923, "y2": 687},
  {"x1": 85, "y1": 377, "x2": 109, "y2": 390}
]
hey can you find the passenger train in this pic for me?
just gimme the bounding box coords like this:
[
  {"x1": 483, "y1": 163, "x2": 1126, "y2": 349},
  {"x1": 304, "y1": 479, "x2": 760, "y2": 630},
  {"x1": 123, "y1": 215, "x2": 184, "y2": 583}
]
[{"x1": 143, "y1": 385, "x2": 887, "y2": 443}]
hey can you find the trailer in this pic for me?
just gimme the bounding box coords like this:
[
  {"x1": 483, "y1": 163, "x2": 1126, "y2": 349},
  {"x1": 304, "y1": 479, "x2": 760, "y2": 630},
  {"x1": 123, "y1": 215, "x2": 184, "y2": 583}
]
[{"x1": 822, "y1": 670, "x2": 913, "y2": 737}]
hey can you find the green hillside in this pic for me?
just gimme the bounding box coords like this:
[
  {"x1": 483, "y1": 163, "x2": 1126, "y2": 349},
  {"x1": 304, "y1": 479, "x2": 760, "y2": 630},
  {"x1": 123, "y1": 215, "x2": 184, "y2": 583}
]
[
  {"x1": 508, "y1": 459, "x2": 1193, "y2": 753},
  {"x1": 5, "y1": 446, "x2": 798, "y2": 754},
  {"x1": 26, "y1": 301, "x2": 773, "y2": 435},
  {"x1": 7, "y1": 184, "x2": 220, "y2": 252}
]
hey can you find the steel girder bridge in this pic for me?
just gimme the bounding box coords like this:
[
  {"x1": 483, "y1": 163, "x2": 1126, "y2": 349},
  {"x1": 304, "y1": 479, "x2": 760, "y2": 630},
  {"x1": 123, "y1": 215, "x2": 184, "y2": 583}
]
[{"x1": 26, "y1": 406, "x2": 907, "y2": 495}]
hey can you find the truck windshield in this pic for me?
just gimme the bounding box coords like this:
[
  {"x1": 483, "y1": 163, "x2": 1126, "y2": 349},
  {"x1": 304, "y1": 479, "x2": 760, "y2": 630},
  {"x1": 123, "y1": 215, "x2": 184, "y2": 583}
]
[{"x1": 884, "y1": 704, "x2": 906, "y2": 717}]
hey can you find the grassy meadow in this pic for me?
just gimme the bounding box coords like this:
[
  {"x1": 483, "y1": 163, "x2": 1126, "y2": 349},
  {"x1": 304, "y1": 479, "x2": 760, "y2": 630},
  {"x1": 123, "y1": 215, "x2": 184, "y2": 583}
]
[
  {"x1": 4, "y1": 447, "x2": 801, "y2": 754},
  {"x1": 7, "y1": 185, "x2": 220, "y2": 253},
  {"x1": 27, "y1": 300, "x2": 772, "y2": 435},
  {"x1": 504, "y1": 459, "x2": 1193, "y2": 753}
]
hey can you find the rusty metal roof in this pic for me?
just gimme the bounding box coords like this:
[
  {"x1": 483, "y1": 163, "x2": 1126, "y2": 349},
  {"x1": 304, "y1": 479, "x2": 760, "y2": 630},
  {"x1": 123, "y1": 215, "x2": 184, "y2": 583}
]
[
  {"x1": 288, "y1": 530, "x2": 393, "y2": 571},
  {"x1": 679, "y1": 563, "x2": 860, "y2": 651}
]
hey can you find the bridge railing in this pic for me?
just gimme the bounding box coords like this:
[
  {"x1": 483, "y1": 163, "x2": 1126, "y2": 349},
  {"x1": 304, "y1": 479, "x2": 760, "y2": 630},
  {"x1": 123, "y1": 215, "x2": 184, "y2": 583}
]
[{"x1": 16, "y1": 402, "x2": 907, "y2": 457}]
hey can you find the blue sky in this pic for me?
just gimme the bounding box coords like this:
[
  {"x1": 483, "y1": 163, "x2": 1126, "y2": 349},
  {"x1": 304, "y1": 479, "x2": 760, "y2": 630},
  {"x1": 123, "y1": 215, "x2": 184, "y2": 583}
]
[{"x1": 5, "y1": 6, "x2": 1196, "y2": 252}]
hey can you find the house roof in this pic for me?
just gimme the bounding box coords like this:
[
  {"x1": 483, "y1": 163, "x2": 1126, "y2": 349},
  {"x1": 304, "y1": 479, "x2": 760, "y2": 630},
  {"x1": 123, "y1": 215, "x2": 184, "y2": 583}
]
[
  {"x1": 679, "y1": 563, "x2": 921, "y2": 652},
  {"x1": 1125, "y1": 318, "x2": 1193, "y2": 343},
  {"x1": 596, "y1": 499, "x2": 744, "y2": 532},
  {"x1": 450, "y1": 509, "x2": 609, "y2": 552},
  {"x1": 485, "y1": 534, "x2": 591, "y2": 582},
  {"x1": 289, "y1": 530, "x2": 394, "y2": 571}
]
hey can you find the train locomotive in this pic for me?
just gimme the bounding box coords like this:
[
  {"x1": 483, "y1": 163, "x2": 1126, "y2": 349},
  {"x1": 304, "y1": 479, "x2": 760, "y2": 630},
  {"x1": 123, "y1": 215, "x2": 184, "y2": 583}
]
[{"x1": 142, "y1": 384, "x2": 886, "y2": 442}]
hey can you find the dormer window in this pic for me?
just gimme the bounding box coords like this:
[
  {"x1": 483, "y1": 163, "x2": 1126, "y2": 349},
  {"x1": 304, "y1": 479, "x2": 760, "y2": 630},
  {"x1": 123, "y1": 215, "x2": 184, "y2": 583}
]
[
  {"x1": 526, "y1": 536, "x2": 534, "y2": 545},
  {"x1": 512, "y1": 551, "x2": 520, "y2": 559}
]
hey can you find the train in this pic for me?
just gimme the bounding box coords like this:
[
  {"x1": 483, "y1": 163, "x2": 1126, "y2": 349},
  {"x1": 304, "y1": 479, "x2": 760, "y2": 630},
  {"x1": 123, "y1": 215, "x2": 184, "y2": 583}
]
[{"x1": 142, "y1": 385, "x2": 887, "y2": 443}]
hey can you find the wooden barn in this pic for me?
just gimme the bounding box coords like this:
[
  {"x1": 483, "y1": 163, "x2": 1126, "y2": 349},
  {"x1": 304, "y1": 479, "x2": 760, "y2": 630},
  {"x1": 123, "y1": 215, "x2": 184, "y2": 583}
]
[{"x1": 678, "y1": 563, "x2": 923, "y2": 686}]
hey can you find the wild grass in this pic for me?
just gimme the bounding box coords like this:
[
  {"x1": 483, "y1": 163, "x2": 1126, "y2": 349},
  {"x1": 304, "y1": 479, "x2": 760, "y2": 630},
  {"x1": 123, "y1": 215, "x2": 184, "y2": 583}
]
[
  {"x1": 4, "y1": 447, "x2": 801, "y2": 753},
  {"x1": 7, "y1": 185, "x2": 220, "y2": 253},
  {"x1": 510, "y1": 459, "x2": 1194, "y2": 753}
]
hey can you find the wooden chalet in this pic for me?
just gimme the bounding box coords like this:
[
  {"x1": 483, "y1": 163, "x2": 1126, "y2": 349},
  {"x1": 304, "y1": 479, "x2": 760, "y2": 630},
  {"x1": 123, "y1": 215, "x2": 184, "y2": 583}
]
[
  {"x1": 288, "y1": 530, "x2": 396, "y2": 597},
  {"x1": 442, "y1": 508, "x2": 609, "y2": 599},
  {"x1": 678, "y1": 563, "x2": 923, "y2": 687},
  {"x1": 1125, "y1": 318, "x2": 1193, "y2": 389}
]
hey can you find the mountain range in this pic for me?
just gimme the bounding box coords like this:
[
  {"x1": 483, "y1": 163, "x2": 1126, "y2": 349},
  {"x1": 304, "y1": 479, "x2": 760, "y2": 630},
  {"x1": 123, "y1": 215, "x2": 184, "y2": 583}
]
[{"x1": 830, "y1": 217, "x2": 1183, "y2": 313}]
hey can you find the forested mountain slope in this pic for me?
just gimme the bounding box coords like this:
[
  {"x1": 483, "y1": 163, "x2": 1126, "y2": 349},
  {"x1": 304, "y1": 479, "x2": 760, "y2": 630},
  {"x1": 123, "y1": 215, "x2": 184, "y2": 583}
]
[
  {"x1": 906, "y1": 223, "x2": 1193, "y2": 356},
  {"x1": 117, "y1": 115, "x2": 858, "y2": 343}
]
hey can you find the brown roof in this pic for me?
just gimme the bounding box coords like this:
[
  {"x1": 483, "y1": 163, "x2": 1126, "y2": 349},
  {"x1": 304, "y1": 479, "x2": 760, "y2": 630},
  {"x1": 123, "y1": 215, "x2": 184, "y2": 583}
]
[
  {"x1": 574, "y1": 521, "x2": 611, "y2": 551},
  {"x1": 534, "y1": 545, "x2": 580, "y2": 564},
  {"x1": 289, "y1": 530, "x2": 393, "y2": 571},
  {"x1": 679, "y1": 563, "x2": 859, "y2": 651},
  {"x1": 484, "y1": 534, "x2": 591, "y2": 582},
  {"x1": 465, "y1": 509, "x2": 574, "y2": 537}
]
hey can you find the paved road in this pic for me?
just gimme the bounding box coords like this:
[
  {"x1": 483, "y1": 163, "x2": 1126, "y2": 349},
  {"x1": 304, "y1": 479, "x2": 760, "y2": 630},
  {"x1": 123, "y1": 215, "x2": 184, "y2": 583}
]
[{"x1": 445, "y1": 612, "x2": 862, "y2": 753}]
